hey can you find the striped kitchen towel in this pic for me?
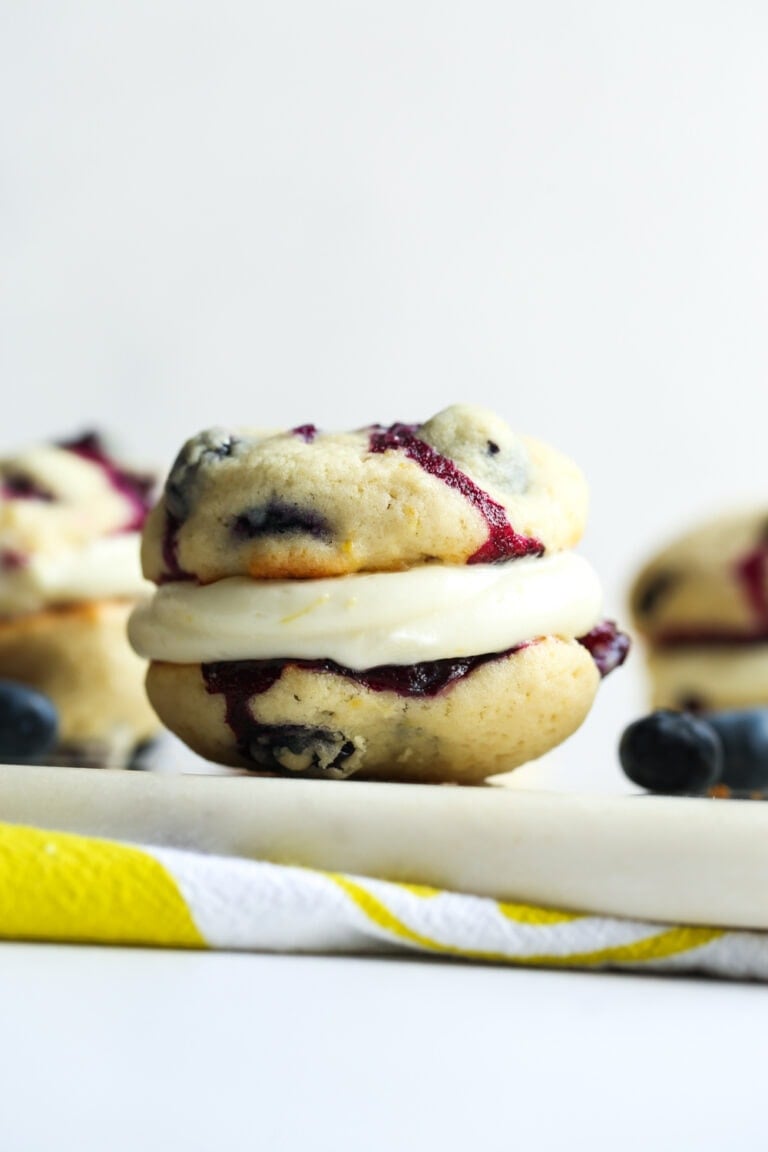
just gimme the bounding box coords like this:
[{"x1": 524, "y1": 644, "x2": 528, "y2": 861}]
[{"x1": 1, "y1": 821, "x2": 767, "y2": 979}]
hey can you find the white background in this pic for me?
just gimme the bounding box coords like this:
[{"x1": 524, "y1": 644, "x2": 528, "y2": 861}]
[{"x1": 2, "y1": 3, "x2": 768, "y2": 1148}]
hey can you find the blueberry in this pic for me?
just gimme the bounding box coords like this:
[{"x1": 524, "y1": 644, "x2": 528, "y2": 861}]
[
  {"x1": 633, "y1": 570, "x2": 680, "y2": 619},
  {"x1": 126, "y1": 739, "x2": 158, "y2": 772},
  {"x1": 0, "y1": 681, "x2": 58, "y2": 759},
  {"x1": 246, "y1": 724, "x2": 356, "y2": 779},
  {"x1": 231, "y1": 501, "x2": 331, "y2": 542},
  {"x1": 619, "y1": 710, "x2": 723, "y2": 794},
  {"x1": 676, "y1": 694, "x2": 708, "y2": 714},
  {"x1": 165, "y1": 428, "x2": 243, "y2": 520},
  {"x1": 706, "y1": 710, "x2": 768, "y2": 791},
  {"x1": 0, "y1": 472, "x2": 55, "y2": 502},
  {"x1": 577, "y1": 621, "x2": 631, "y2": 678},
  {"x1": 291, "y1": 424, "x2": 317, "y2": 443}
]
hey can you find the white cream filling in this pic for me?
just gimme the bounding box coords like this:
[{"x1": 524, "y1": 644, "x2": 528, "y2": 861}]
[
  {"x1": 129, "y1": 551, "x2": 603, "y2": 669},
  {"x1": 0, "y1": 533, "x2": 152, "y2": 615}
]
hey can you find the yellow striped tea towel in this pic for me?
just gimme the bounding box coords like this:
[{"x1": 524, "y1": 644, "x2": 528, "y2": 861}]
[{"x1": 0, "y1": 821, "x2": 766, "y2": 979}]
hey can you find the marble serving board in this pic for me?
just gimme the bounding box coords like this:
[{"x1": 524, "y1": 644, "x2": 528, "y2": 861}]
[{"x1": 0, "y1": 764, "x2": 766, "y2": 929}]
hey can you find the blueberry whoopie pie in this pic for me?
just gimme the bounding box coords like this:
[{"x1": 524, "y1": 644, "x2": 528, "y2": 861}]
[
  {"x1": 0, "y1": 434, "x2": 160, "y2": 767},
  {"x1": 630, "y1": 511, "x2": 768, "y2": 712},
  {"x1": 130, "y1": 405, "x2": 628, "y2": 782}
]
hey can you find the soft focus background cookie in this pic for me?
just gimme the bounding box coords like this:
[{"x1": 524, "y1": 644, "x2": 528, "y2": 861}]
[
  {"x1": 145, "y1": 637, "x2": 601, "y2": 784},
  {"x1": 0, "y1": 433, "x2": 160, "y2": 767},
  {"x1": 630, "y1": 511, "x2": 768, "y2": 640},
  {"x1": 0, "y1": 600, "x2": 158, "y2": 767},
  {"x1": 142, "y1": 404, "x2": 588, "y2": 583},
  {"x1": 0, "y1": 433, "x2": 153, "y2": 563},
  {"x1": 629, "y1": 510, "x2": 768, "y2": 710}
]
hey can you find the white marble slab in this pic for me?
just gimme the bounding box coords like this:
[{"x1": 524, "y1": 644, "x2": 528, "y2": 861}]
[{"x1": 0, "y1": 764, "x2": 765, "y2": 929}]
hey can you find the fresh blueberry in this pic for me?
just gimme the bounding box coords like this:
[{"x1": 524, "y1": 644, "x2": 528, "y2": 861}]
[
  {"x1": 246, "y1": 724, "x2": 356, "y2": 778},
  {"x1": 0, "y1": 681, "x2": 58, "y2": 759},
  {"x1": 619, "y1": 710, "x2": 723, "y2": 794},
  {"x1": 231, "y1": 500, "x2": 331, "y2": 541},
  {"x1": 706, "y1": 710, "x2": 768, "y2": 791}
]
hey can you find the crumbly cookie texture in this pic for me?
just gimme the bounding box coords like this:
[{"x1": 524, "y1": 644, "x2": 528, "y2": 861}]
[
  {"x1": 0, "y1": 599, "x2": 160, "y2": 756},
  {"x1": 0, "y1": 433, "x2": 154, "y2": 563},
  {"x1": 630, "y1": 511, "x2": 768, "y2": 641},
  {"x1": 146, "y1": 637, "x2": 601, "y2": 784},
  {"x1": 142, "y1": 405, "x2": 588, "y2": 582}
]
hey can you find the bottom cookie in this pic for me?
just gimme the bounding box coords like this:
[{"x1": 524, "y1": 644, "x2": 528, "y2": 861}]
[
  {"x1": 146, "y1": 637, "x2": 601, "y2": 784},
  {"x1": 0, "y1": 599, "x2": 161, "y2": 767}
]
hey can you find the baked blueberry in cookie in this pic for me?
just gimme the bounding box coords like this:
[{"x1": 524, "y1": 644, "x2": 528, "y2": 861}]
[
  {"x1": 0, "y1": 433, "x2": 160, "y2": 767},
  {"x1": 630, "y1": 511, "x2": 768, "y2": 712},
  {"x1": 131, "y1": 404, "x2": 628, "y2": 782}
]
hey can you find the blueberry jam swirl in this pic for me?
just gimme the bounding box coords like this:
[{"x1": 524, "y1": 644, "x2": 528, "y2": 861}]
[
  {"x1": 735, "y1": 540, "x2": 768, "y2": 627},
  {"x1": 160, "y1": 512, "x2": 195, "y2": 584},
  {"x1": 654, "y1": 538, "x2": 768, "y2": 648},
  {"x1": 202, "y1": 626, "x2": 626, "y2": 770},
  {"x1": 368, "y1": 423, "x2": 544, "y2": 564},
  {"x1": 0, "y1": 549, "x2": 27, "y2": 572},
  {"x1": 60, "y1": 432, "x2": 155, "y2": 532},
  {"x1": 203, "y1": 645, "x2": 528, "y2": 770},
  {"x1": 204, "y1": 646, "x2": 529, "y2": 703}
]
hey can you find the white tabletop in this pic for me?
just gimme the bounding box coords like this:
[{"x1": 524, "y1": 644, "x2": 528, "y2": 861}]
[{"x1": 0, "y1": 941, "x2": 765, "y2": 1152}]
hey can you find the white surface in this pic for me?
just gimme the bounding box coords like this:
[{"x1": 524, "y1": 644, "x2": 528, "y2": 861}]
[
  {"x1": 0, "y1": 942, "x2": 765, "y2": 1152},
  {"x1": 4, "y1": 766, "x2": 768, "y2": 929},
  {"x1": 1, "y1": 5, "x2": 768, "y2": 1146}
]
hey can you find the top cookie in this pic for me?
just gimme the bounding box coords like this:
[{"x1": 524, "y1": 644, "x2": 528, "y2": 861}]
[
  {"x1": 142, "y1": 405, "x2": 588, "y2": 583},
  {"x1": 629, "y1": 510, "x2": 768, "y2": 642},
  {"x1": 0, "y1": 433, "x2": 154, "y2": 565}
]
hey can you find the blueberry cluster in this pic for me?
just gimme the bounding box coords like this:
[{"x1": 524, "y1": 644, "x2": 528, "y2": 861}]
[
  {"x1": 620, "y1": 709, "x2": 768, "y2": 798},
  {"x1": 246, "y1": 723, "x2": 357, "y2": 779},
  {"x1": 0, "y1": 680, "x2": 58, "y2": 761}
]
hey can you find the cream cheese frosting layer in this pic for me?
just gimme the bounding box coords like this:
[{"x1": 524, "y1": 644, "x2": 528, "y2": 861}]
[
  {"x1": 0, "y1": 534, "x2": 152, "y2": 616},
  {"x1": 129, "y1": 552, "x2": 603, "y2": 669}
]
